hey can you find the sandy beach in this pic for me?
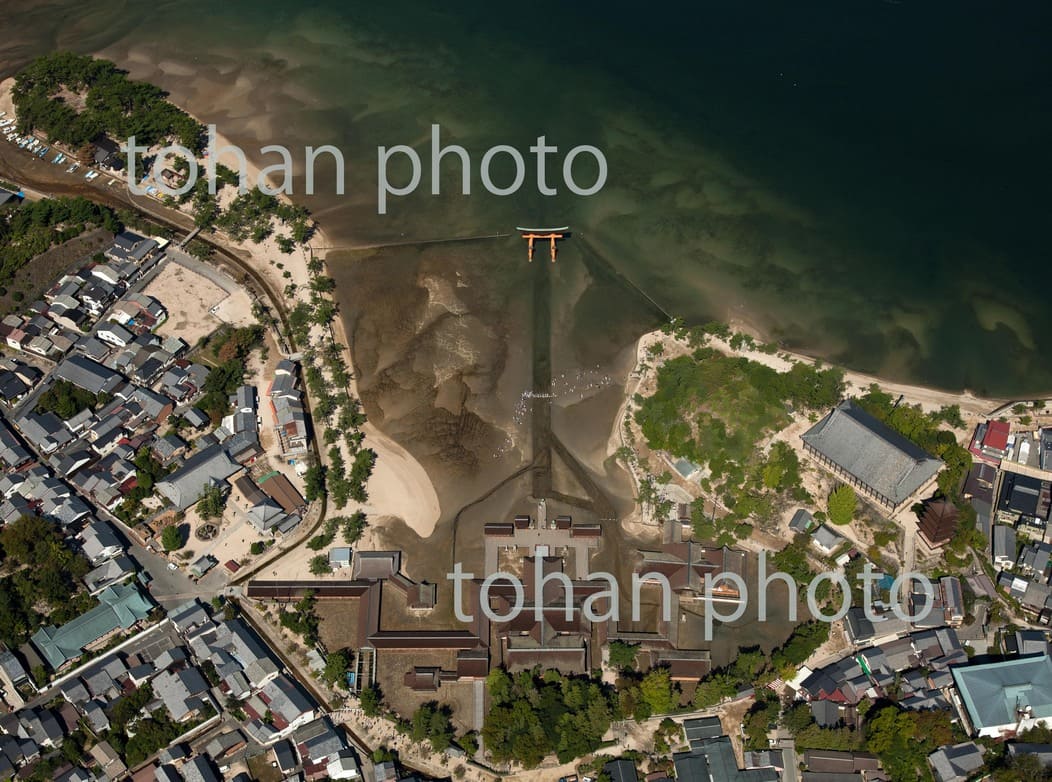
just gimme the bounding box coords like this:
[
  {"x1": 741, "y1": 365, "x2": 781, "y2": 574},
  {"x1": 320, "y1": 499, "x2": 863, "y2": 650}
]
[
  {"x1": 204, "y1": 108, "x2": 443, "y2": 538},
  {"x1": 0, "y1": 70, "x2": 443, "y2": 542}
]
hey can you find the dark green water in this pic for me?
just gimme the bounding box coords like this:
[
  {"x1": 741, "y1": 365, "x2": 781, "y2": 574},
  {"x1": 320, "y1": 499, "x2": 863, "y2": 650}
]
[{"x1": 2, "y1": 0, "x2": 1050, "y2": 401}]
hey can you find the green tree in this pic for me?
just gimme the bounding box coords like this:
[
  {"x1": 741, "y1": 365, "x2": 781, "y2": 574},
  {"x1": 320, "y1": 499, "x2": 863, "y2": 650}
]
[
  {"x1": 360, "y1": 684, "x2": 383, "y2": 717},
  {"x1": 321, "y1": 650, "x2": 351, "y2": 688},
  {"x1": 639, "y1": 667, "x2": 677, "y2": 715},
  {"x1": 692, "y1": 673, "x2": 736, "y2": 708},
  {"x1": 608, "y1": 640, "x2": 639, "y2": 671},
  {"x1": 161, "y1": 525, "x2": 183, "y2": 552},
  {"x1": 310, "y1": 555, "x2": 332, "y2": 575},
  {"x1": 827, "y1": 484, "x2": 856, "y2": 526},
  {"x1": 304, "y1": 464, "x2": 326, "y2": 502},
  {"x1": 196, "y1": 484, "x2": 227, "y2": 519}
]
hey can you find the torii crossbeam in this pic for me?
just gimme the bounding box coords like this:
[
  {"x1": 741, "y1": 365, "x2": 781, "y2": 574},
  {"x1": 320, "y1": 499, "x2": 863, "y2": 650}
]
[{"x1": 517, "y1": 226, "x2": 569, "y2": 262}]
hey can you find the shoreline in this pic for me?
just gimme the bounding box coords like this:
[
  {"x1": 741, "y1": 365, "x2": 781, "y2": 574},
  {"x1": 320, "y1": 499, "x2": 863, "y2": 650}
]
[
  {"x1": 0, "y1": 73, "x2": 443, "y2": 540},
  {"x1": 201, "y1": 110, "x2": 443, "y2": 538},
  {"x1": 721, "y1": 315, "x2": 1011, "y2": 416}
]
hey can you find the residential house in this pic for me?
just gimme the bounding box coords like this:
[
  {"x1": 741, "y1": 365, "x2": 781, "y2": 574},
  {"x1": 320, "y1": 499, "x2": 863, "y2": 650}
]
[
  {"x1": 30, "y1": 583, "x2": 153, "y2": 671},
  {"x1": 970, "y1": 419, "x2": 1012, "y2": 464},
  {"x1": 927, "y1": 742, "x2": 984, "y2": 782},
  {"x1": 52, "y1": 355, "x2": 122, "y2": 396},
  {"x1": 812, "y1": 524, "x2": 846, "y2": 556}
]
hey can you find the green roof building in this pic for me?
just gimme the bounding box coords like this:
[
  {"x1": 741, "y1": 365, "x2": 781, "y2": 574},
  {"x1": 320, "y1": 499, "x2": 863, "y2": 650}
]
[
  {"x1": 952, "y1": 654, "x2": 1052, "y2": 737},
  {"x1": 31, "y1": 583, "x2": 154, "y2": 671}
]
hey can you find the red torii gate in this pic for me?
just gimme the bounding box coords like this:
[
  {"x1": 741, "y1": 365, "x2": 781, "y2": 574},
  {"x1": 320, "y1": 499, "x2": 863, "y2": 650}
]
[{"x1": 517, "y1": 226, "x2": 569, "y2": 262}]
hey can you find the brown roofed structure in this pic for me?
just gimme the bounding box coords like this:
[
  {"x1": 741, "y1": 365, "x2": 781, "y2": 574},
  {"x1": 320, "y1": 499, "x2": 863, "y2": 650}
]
[
  {"x1": 484, "y1": 522, "x2": 515, "y2": 537},
  {"x1": 404, "y1": 667, "x2": 441, "y2": 691},
  {"x1": 353, "y1": 551, "x2": 400, "y2": 580},
  {"x1": 258, "y1": 471, "x2": 306, "y2": 513},
  {"x1": 918, "y1": 499, "x2": 960, "y2": 549},
  {"x1": 456, "y1": 649, "x2": 490, "y2": 679},
  {"x1": 571, "y1": 523, "x2": 602, "y2": 538},
  {"x1": 245, "y1": 581, "x2": 373, "y2": 600}
]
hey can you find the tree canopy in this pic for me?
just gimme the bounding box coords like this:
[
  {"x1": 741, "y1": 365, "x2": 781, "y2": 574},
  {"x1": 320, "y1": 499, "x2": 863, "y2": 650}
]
[
  {"x1": 13, "y1": 51, "x2": 205, "y2": 151},
  {"x1": 827, "y1": 485, "x2": 857, "y2": 526},
  {"x1": 482, "y1": 668, "x2": 616, "y2": 767},
  {"x1": 0, "y1": 196, "x2": 121, "y2": 285}
]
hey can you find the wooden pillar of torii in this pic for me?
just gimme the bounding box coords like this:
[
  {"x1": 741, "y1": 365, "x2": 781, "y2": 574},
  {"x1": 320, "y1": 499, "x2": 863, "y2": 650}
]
[{"x1": 517, "y1": 226, "x2": 569, "y2": 262}]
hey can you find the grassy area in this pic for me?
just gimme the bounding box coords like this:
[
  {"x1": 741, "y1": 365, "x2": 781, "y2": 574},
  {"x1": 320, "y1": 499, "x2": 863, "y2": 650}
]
[
  {"x1": 246, "y1": 753, "x2": 284, "y2": 782},
  {"x1": 634, "y1": 344, "x2": 843, "y2": 537},
  {"x1": 0, "y1": 198, "x2": 118, "y2": 313}
]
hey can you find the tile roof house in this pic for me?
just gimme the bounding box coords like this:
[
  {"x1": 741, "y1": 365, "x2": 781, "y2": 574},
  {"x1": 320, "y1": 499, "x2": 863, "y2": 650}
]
[
  {"x1": 31, "y1": 583, "x2": 153, "y2": 670},
  {"x1": 811, "y1": 524, "x2": 847, "y2": 555},
  {"x1": 1007, "y1": 742, "x2": 1052, "y2": 767},
  {"x1": 952, "y1": 654, "x2": 1052, "y2": 737},
  {"x1": 674, "y1": 736, "x2": 778, "y2": 782},
  {"x1": 52, "y1": 355, "x2": 122, "y2": 396},
  {"x1": 155, "y1": 444, "x2": 241, "y2": 510},
  {"x1": 78, "y1": 521, "x2": 124, "y2": 565},
  {"x1": 998, "y1": 472, "x2": 1051, "y2": 523},
  {"x1": 294, "y1": 717, "x2": 351, "y2": 778},
  {"x1": 790, "y1": 508, "x2": 814, "y2": 534},
  {"x1": 84, "y1": 555, "x2": 136, "y2": 595},
  {"x1": 993, "y1": 525, "x2": 1018, "y2": 570},
  {"x1": 802, "y1": 400, "x2": 943, "y2": 512},
  {"x1": 153, "y1": 667, "x2": 211, "y2": 722},
  {"x1": 168, "y1": 600, "x2": 211, "y2": 635},
  {"x1": 256, "y1": 674, "x2": 317, "y2": 735},
  {"x1": 0, "y1": 419, "x2": 32, "y2": 471},
  {"x1": 970, "y1": 419, "x2": 1011, "y2": 464},
  {"x1": 96, "y1": 323, "x2": 134, "y2": 348},
  {"x1": 927, "y1": 742, "x2": 984, "y2": 782},
  {"x1": 180, "y1": 755, "x2": 222, "y2": 782},
  {"x1": 17, "y1": 411, "x2": 74, "y2": 454}
]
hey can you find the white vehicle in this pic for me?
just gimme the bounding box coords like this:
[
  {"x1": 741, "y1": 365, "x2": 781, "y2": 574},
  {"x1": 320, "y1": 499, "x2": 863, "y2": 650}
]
[{"x1": 166, "y1": 562, "x2": 178, "y2": 571}]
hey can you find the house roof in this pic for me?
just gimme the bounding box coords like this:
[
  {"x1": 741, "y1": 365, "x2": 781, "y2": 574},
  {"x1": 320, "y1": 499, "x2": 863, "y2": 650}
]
[
  {"x1": 927, "y1": 742, "x2": 984, "y2": 782},
  {"x1": 258, "y1": 471, "x2": 305, "y2": 513},
  {"x1": 802, "y1": 400, "x2": 943, "y2": 506},
  {"x1": 984, "y1": 420, "x2": 1011, "y2": 451},
  {"x1": 31, "y1": 583, "x2": 152, "y2": 669},
  {"x1": 52, "y1": 355, "x2": 122, "y2": 396},
  {"x1": 156, "y1": 444, "x2": 240, "y2": 510},
  {"x1": 812, "y1": 524, "x2": 846, "y2": 551},
  {"x1": 953, "y1": 654, "x2": 1052, "y2": 731},
  {"x1": 790, "y1": 508, "x2": 814, "y2": 533}
]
